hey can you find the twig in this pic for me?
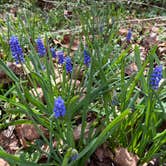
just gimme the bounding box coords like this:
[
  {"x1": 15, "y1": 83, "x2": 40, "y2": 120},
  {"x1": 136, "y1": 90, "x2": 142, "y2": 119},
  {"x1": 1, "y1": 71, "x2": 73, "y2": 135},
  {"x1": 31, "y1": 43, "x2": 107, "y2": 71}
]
[
  {"x1": 119, "y1": 16, "x2": 166, "y2": 24},
  {"x1": 43, "y1": 16, "x2": 166, "y2": 36},
  {"x1": 155, "y1": 24, "x2": 166, "y2": 27},
  {"x1": 39, "y1": 0, "x2": 166, "y2": 11}
]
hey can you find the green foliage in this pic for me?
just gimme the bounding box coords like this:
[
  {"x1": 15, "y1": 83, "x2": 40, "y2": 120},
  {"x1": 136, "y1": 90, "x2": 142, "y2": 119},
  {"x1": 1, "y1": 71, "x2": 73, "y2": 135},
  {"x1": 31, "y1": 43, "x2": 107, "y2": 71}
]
[{"x1": 0, "y1": 1, "x2": 165, "y2": 165}]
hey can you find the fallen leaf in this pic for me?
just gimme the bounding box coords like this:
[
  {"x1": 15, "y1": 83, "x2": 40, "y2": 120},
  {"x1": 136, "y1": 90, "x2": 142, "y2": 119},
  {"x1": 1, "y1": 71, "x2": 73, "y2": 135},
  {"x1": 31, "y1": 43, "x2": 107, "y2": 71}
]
[
  {"x1": 151, "y1": 26, "x2": 159, "y2": 33},
  {"x1": 1, "y1": 126, "x2": 14, "y2": 138},
  {"x1": 0, "y1": 62, "x2": 24, "y2": 84},
  {"x1": 95, "y1": 144, "x2": 114, "y2": 162},
  {"x1": 37, "y1": 0, "x2": 54, "y2": 11},
  {"x1": 64, "y1": 10, "x2": 72, "y2": 19},
  {"x1": 140, "y1": 46, "x2": 148, "y2": 61},
  {"x1": 125, "y1": 63, "x2": 138, "y2": 76},
  {"x1": 141, "y1": 35, "x2": 158, "y2": 50},
  {"x1": 157, "y1": 42, "x2": 166, "y2": 58},
  {"x1": 119, "y1": 28, "x2": 128, "y2": 35},
  {"x1": 142, "y1": 158, "x2": 159, "y2": 166},
  {"x1": 73, "y1": 122, "x2": 96, "y2": 141},
  {"x1": 0, "y1": 158, "x2": 10, "y2": 166},
  {"x1": 53, "y1": 34, "x2": 79, "y2": 51},
  {"x1": 114, "y1": 147, "x2": 139, "y2": 166},
  {"x1": 15, "y1": 124, "x2": 49, "y2": 148},
  {"x1": 0, "y1": 129, "x2": 19, "y2": 154},
  {"x1": 88, "y1": 143, "x2": 115, "y2": 166}
]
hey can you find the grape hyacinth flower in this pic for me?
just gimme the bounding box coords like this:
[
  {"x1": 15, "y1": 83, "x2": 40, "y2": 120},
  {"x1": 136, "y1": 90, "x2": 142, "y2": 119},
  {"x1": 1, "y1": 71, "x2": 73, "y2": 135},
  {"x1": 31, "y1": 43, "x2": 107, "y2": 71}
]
[
  {"x1": 9, "y1": 36, "x2": 24, "y2": 64},
  {"x1": 71, "y1": 154, "x2": 78, "y2": 161},
  {"x1": 84, "y1": 49, "x2": 91, "y2": 67},
  {"x1": 57, "y1": 51, "x2": 64, "y2": 64},
  {"x1": 53, "y1": 96, "x2": 66, "y2": 118},
  {"x1": 65, "y1": 56, "x2": 73, "y2": 73},
  {"x1": 150, "y1": 65, "x2": 162, "y2": 90},
  {"x1": 36, "y1": 38, "x2": 46, "y2": 56},
  {"x1": 126, "y1": 29, "x2": 132, "y2": 42},
  {"x1": 71, "y1": 149, "x2": 78, "y2": 161},
  {"x1": 50, "y1": 47, "x2": 56, "y2": 58}
]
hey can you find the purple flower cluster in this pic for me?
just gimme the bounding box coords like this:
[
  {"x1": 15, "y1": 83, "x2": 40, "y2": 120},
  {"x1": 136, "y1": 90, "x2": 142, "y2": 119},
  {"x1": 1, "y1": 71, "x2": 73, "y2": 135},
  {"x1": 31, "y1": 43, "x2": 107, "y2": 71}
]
[
  {"x1": 36, "y1": 38, "x2": 46, "y2": 56},
  {"x1": 50, "y1": 47, "x2": 56, "y2": 58},
  {"x1": 65, "y1": 56, "x2": 73, "y2": 73},
  {"x1": 9, "y1": 36, "x2": 91, "y2": 68},
  {"x1": 150, "y1": 65, "x2": 162, "y2": 90},
  {"x1": 53, "y1": 96, "x2": 66, "y2": 118},
  {"x1": 57, "y1": 51, "x2": 65, "y2": 64},
  {"x1": 126, "y1": 29, "x2": 132, "y2": 42},
  {"x1": 84, "y1": 49, "x2": 91, "y2": 67},
  {"x1": 71, "y1": 154, "x2": 78, "y2": 161},
  {"x1": 9, "y1": 36, "x2": 24, "y2": 64}
]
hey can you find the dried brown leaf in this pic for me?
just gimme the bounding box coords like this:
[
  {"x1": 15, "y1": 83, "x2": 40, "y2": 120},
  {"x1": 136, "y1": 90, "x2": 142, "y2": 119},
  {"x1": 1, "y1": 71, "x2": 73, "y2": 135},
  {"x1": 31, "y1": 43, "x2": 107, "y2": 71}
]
[
  {"x1": 157, "y1": 42, "x2": 166, "y2": 58},
  {"x1": 73, "y1": 123, "x2": 95, "y2": 141},
  {"x1": 0, "y1": 158, "x2": 10, "y2": 166},
  {"x1": 15, "y1": 124, "x2": 49, "y2": 148},
  {"x1": 0, "y1": 62, "x2": 24, "y2": 84},
  {"x1": 119, "y1": 28, "x2": 128, "y2": 35},
  {"x1": 125, "y1": 63, "x2": 138, "y2": 76},
  {"x1": 0, "y1": 129, "x2": 19, "y2": 154},
  {"x1": 53, "y1": 34, "x2": 79, "y2": 51},
  {"x1": 114, "y1": 147, "x2": 139, "y2": 166}
]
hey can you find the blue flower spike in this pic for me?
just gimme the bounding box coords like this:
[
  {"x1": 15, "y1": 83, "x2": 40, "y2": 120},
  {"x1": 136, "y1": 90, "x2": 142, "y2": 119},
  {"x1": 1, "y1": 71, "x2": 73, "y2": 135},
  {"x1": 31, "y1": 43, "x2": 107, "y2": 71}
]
[
  {"x1": 36, "y1": 38, "x2": 46, "y2": 56},
  {"x1": 83, "y1": 49, "x2": 91, "y2": 67},
  {"x1": 57, "y1": 51, "x2": 64, "y2": 64},
  {"x1": 50, "y1": 47, "x2": 56, "y2": 58},
  {"x1": 71, "y1": 149, "x2": 78, "y2": 161},
  {"x1": 126, "y1": 29, "x2": 132, "y2": 42},
  {"x1": 65, "y1": 56, "x2": 73, "y2": 73},
  {"x1": 53, "y1": 96, "x2": 66, "y2": 118},
  {"x1": 9, "y1": 36, "x2": 24, "y2": 64},
  {"x1": 150, "y1": 65, "x2": 162, "y2": 90}
]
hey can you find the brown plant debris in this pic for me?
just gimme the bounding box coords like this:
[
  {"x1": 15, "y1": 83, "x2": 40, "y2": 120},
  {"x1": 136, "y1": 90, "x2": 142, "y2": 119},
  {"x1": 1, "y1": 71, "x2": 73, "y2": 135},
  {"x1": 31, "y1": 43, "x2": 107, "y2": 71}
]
[
  {"x1": 53, "y1": 34, "x2": 80, "y2": 51},
  {"x1": 15, "y1": 124, "x2": 49, "y2": 148},
  {"x1": 157, "y1": 42, "x2": 166, "y2": 58},
  {"x1": 73, "y1": 122, "x2": 96, "y2": 141},
  {"x1": 88, "y1": 143, "x2": 115, "y2": 166},
  {"x1": 0, "y1": 127, "x2": 20, "y2": 154},
  {"x1": 0, "y1": 62, "x2": 24, "y2": 84},
  {"x1": 0, "y1": 158, "x2": 10, "y2": 166},
  {"x1": 114, "y1": 147, "x2": 139, "y2": 166},
  {"x1": 125, "y1": 63, "x2": 138, "y2": 76},
  {"x1": 143, "y1": 158, "x2": 160, "y2": 166}
]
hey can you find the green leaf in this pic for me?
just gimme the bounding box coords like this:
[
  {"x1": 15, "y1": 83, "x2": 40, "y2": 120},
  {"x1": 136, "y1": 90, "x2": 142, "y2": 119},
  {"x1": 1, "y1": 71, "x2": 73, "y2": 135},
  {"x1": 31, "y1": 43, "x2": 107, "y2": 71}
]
[{"x1": 69, "y1": 109, "x2": 130, "y2": 165}]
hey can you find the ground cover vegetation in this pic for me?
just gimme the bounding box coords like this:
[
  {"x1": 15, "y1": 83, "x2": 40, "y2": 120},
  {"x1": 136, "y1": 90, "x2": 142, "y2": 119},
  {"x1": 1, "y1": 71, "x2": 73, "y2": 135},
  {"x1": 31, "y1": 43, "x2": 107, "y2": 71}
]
[{"x1": 0, "y1": 0, "x2": 166, "y2": 165}]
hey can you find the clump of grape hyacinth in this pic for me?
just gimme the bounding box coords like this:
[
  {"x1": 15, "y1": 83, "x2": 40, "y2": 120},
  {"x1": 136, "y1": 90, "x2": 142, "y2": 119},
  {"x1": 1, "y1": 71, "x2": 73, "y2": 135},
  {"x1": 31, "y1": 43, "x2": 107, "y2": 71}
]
[
  {"x1": 53, "y1": 97, "x2": 66, "y2": 118},
  {"x1": 36, "y1": 38, "x2": 46, "y2": 56},
  {"x1": 50, "y1": 47, "x2": 56, "y2": 58},
  {"x1": 84, "y1": 49, "x2": 91, "y2": 67},
  {"x1": 9, "y1": 36, "x2": 24, "y2": 64},
  {"x1": 57, "y1": 51, "x2": 64, "y2": 64},
  {"x1": 126, "y1": 29, "x2": 132, "y2": 42},
  {"x1": 150, "y1": 65, "x2": 162, "y2": 90},
  {"x1": 65, "y1": 56, "x2": 72, "y2": 73}
]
